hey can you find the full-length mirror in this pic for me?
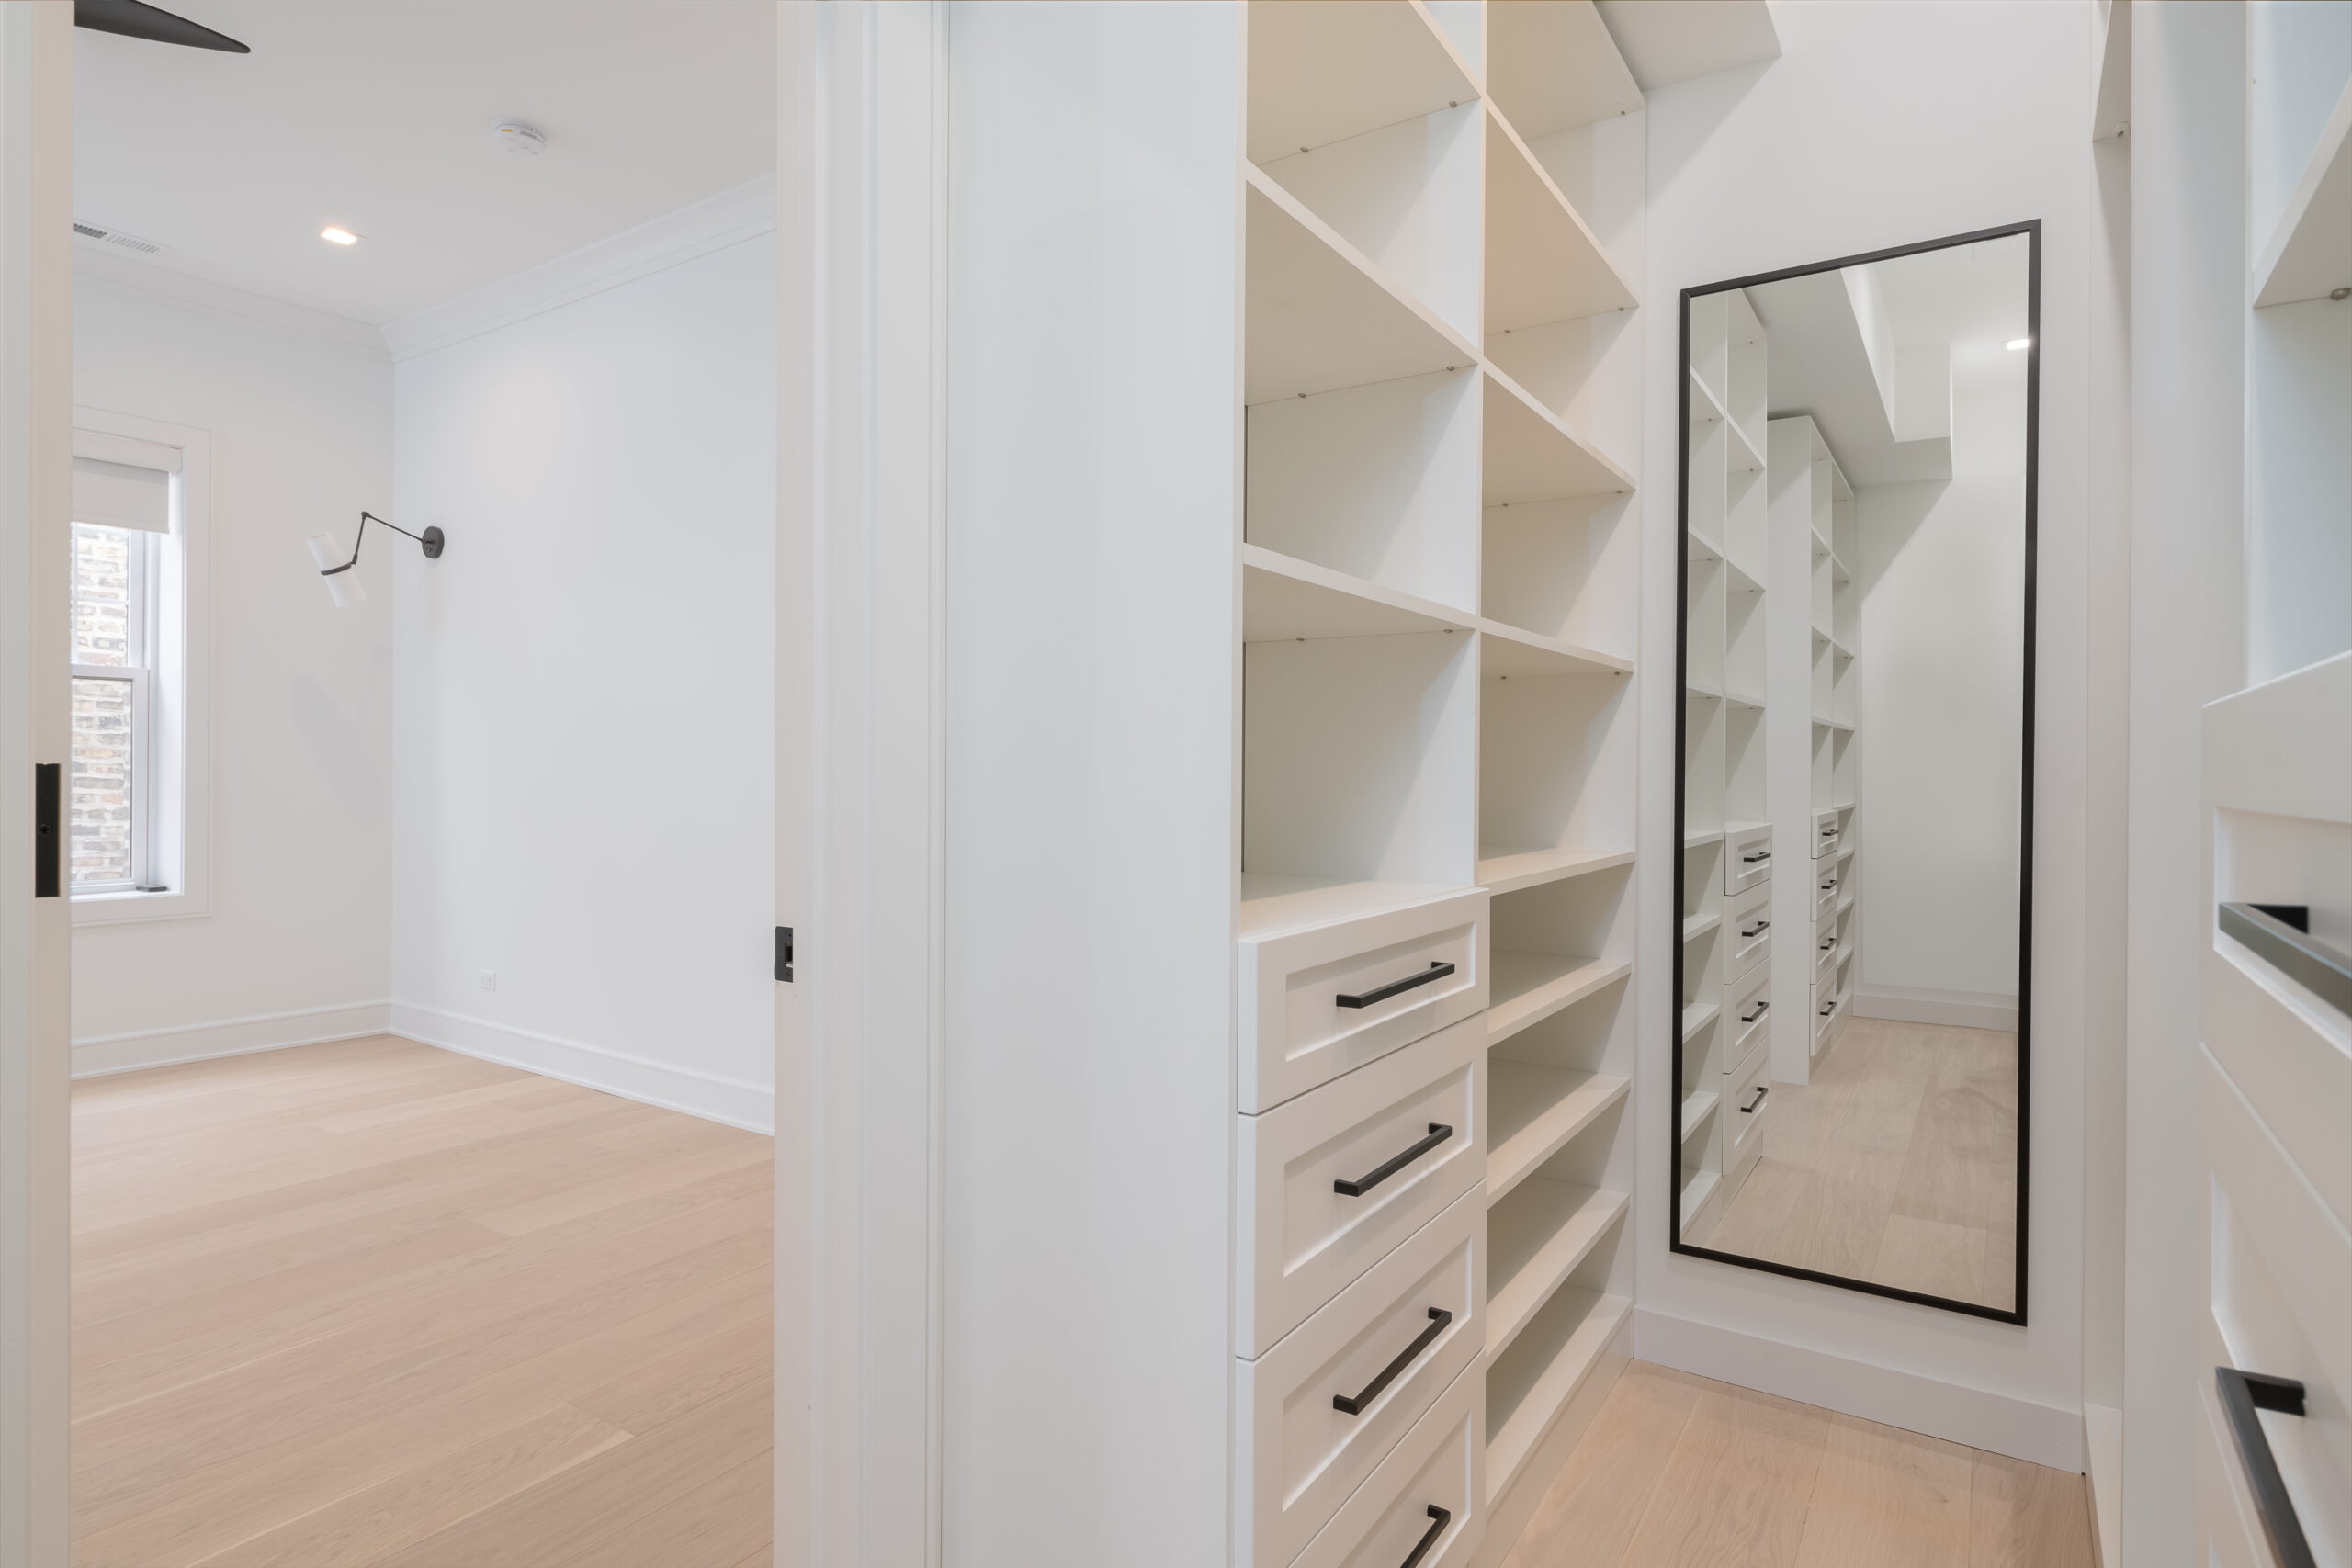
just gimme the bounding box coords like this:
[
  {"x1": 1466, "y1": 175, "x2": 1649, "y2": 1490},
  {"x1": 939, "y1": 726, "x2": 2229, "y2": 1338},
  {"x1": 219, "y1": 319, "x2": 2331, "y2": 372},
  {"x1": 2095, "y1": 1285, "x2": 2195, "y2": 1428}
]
[{"x1": 1671, "y1": 226, "x2": 2037, "y2": 1321}]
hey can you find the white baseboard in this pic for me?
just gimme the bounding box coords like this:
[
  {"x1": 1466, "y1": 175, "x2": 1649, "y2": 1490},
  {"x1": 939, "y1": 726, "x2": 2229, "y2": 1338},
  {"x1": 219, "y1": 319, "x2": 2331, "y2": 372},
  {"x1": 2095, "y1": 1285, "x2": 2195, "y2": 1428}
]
[
  {"x1": 1632, "y1": 1308, "x2": 2084, "y2": 1472},
  {"x1": 2083, "y1": 1401, "x2": 2121, "y2": 1566},
  {"x1": 388, "y1": 1002, "x2": 773, "y2": 1134},
  {"x1": 71, "y1": 1000, "x2": 392, "y2": 1078},
  {"x1": 1852, "y1": 984, "x2": 2019, "y2": 1032}
]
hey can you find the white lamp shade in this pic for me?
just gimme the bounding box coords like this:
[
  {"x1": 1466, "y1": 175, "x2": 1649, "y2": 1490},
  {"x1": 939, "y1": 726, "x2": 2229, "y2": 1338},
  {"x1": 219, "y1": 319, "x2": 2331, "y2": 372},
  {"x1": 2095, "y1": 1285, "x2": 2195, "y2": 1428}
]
[{"x1": 307, "y1": 532, "x2": 367, "y2": 607}]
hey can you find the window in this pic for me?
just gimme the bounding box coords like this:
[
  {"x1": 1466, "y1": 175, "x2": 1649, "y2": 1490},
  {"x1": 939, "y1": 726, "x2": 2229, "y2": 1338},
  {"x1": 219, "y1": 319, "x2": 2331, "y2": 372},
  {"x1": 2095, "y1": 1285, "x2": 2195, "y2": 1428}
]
[
  {"x1": 65, "y1": 413, "x2": 207, "y2": 920},
  {"x1": 69, "y1": 518, "x2": 161, "y2": 890}
]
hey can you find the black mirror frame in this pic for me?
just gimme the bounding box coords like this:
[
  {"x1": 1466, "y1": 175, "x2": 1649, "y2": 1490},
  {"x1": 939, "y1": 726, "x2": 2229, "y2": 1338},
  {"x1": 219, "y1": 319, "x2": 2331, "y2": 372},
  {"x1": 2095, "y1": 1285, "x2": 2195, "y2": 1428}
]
[{"x1": 1668, "y1": 220, "x2": 2040, "y2": 1327}]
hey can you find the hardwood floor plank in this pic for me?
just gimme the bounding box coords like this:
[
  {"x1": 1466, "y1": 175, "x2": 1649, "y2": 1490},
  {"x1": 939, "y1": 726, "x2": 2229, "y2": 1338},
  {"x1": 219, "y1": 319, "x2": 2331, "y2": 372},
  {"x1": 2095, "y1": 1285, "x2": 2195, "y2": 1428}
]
[
  {"x1": 477, "y1": 1139, "x2": 774, "y2": 1237},
  {"x1": 1500, "y1": 1360, "x2": 1707, "y2": 1568},
  {"x1": 1792, "y1": 1414, "x2": 1973, "y2": 1568},
  {"x1": 1968, "y1": 1450, "x2": 2097, "y2": 1568},
  {"x1": 183, "y1": 1404, "x2": 632, "y2": 1568},
  {"x1": 1617, "y1": 1382, "x2": 1827, "y2": 1566},
  {"x1": 571, "y1": 1312, "x2": 775, "y2": 1435}
]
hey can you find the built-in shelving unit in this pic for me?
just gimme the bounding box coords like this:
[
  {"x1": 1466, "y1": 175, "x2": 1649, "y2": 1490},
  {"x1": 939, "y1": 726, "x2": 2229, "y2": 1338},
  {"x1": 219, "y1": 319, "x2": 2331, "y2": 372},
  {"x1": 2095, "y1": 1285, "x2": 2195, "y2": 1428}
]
[
  {"x1": 1679, "y1": 288, "x2": 1768, "y2": 1241},
  {"x1": 1235, "y1": 6, "x2": 1648, "y2": 1562}
]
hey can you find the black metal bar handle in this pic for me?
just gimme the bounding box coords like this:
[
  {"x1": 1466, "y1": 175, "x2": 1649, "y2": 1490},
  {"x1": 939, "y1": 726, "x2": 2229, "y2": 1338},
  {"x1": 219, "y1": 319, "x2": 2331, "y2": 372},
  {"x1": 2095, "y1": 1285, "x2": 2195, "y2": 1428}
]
[
  {"x1": 2216, "y1": 1368, "x2": 2315, "y2": 1568},
  {"x1": 1820, "y1": 877, "x2": 1838, "y2": 891},
  {"x1": 1741, "y1": 919, "x2": 1770, "y2": 938},
  {"x1": 1819, "y1": 936, "x2": 1835, "y2": 952},
  {"x1": 1398, "y1": 1505, "x2": 1452, "y2": 1568},
  {"x1": 1337, "y1": 961, "x2": 1455, "y2": 1010},
  {"x1": 1820, "y1": 823, "x2": 1838, "y2": 836},
  {"x1": 1819, "y1": 999, "x2": 1835, "y2": 1017},
  {"x1": 1335, "y1": 1123, "x2": 1452, "y2": 1197},
  {"x1": 1332, "y1": 1307, "x2": 1452, "y2": 1416},
  {"x1": 1740, "y1": 1087, "x2": 1768, "y2": 1112},
  {"x1": 1739, "y1": 1000, "x2": 1769, "y2": 1024},
  {"x1": 33, "y1": 763, "x2": 59, "y2": 898},
  {"x1": 1742, "y1": 850, "x2": 1771, "y2": 863},
  {"x1": 2220, "y1": 902, "x2": 2352, "y2": 1017}
]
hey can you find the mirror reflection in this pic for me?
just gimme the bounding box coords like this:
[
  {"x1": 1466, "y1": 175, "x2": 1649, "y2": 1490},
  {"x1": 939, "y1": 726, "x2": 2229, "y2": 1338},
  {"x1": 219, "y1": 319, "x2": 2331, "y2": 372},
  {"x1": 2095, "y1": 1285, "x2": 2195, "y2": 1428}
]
[{"x1": 1674, "y1": 230, "x2": 2033, "y2": 1318}]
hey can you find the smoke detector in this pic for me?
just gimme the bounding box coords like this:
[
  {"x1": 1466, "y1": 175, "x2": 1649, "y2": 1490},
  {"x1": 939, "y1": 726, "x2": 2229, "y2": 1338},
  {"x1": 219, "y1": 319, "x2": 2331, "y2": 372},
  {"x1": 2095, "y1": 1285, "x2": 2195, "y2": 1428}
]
[
  {"x1": 72, "y1": 220, "x2": 166, "y2": 256},
  {"x1": 492, "y1": 120, "x2": 547, "y2": 156}
]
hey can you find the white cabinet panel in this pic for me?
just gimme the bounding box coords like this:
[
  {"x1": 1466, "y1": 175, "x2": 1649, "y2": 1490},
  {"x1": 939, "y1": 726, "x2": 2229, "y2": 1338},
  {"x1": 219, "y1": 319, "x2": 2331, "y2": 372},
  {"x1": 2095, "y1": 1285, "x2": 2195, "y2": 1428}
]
[{"x1": 1291, "y1": 1359, "x2": 1485, "y2": 1568}]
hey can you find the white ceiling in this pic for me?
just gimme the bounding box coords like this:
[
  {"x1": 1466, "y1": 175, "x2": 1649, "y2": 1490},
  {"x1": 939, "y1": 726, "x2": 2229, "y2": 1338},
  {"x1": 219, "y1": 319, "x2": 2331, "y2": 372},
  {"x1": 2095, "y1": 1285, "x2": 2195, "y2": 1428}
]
[{"x1": 74, "y1": 0, "x2": 776, "y2": 328}]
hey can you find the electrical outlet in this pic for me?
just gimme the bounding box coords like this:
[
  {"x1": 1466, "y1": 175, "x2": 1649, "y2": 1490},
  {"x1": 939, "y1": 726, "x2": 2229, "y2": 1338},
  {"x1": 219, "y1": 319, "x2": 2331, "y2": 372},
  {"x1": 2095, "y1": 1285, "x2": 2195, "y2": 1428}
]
[{"x1": 478, "y1": 969, "x2": 497, "y2": 991}]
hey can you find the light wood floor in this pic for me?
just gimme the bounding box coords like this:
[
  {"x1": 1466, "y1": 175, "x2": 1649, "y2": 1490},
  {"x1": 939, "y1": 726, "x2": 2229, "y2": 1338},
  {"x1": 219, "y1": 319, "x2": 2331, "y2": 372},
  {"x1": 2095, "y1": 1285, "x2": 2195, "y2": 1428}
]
[
  {"x1": 1502, "y1": 1360, "x2": 2095, "y2": 1568},
  {"x1": 69, "y1": 1035, "x2": 774, "y2": 1568},
  {"x1": 1696, "y1": 1017, "x2": 2018, "y2": 1310}
]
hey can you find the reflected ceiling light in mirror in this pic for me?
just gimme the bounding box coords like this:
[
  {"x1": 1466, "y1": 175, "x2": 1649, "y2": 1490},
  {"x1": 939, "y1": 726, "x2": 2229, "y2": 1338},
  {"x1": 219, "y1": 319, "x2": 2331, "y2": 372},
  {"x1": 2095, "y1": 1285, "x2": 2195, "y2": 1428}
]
[
  {"x1": 2007, "y1": 336, "x2": 2031, "y2": 350},
  {"x1": 320, "y1": 226, "x2": 359, "y2": 246}
]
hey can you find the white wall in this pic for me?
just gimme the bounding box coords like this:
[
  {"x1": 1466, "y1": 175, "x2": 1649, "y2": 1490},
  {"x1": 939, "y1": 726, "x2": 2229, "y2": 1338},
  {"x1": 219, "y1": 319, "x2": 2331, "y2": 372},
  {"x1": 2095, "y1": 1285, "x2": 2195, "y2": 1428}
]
[
  {"x1": 390, "y1": 233, "x2": 777, "y2": 1131},
  {"x1": 1856, "y1": 373, "x2": 2028, "y2": 1007},
  {"x1": 1634, "y1": 0, "x2": 2094, "y2": 1468},
  {"x1": 70, "y1": 276, "x2": 395, "y2": 1070}
]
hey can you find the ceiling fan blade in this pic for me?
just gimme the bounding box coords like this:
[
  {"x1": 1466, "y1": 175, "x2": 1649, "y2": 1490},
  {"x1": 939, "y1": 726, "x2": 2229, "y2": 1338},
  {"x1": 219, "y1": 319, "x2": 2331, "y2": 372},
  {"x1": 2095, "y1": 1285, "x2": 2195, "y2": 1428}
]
[{"x1": 75, "y1": 0, "x2": 249, "y2": 53}]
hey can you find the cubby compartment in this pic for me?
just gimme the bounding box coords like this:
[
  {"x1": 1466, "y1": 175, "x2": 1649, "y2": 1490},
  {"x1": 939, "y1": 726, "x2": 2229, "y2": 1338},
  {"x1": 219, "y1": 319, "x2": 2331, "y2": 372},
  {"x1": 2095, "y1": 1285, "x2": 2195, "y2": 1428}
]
[
  {"x1": 1681, "y1": 691, "x2": 1727, "y2": 845},
  {"x1": 1689, "y1": 292, "x2": 1729, "y2": 410},
  {"x1": 1684, "y1": 547, "x2": 1726, "y2": 695},
  {"x1": 1724, "y1": 558, "x2": 1765, "y2": 705},
  {"x1": 1724, "y1": 444, "x2": 1768, "y2": 584},
  {"x1": 1242, "y1": 629, "x2": 1478, "y2": 908},
  {"x1": 1479, "y1": 665, "x2": 1634, "y2": 891},
  {"x1": 1724, "y1": 699, "x2": 1766, "y2": 827},
  {"x1": 1684, "y1": 375, "x2": 1729, "y2": 557},
  {"x1": 1482, "y1": 1242, "x2": 1629, "y2": 1510},
  {"x1": 1482, "y1": 107, "x2": 1635, "y2": 340},
  {"x1": 1486, "y1": 959, "x2": 1633, "y2": 1211},
  {"x1": 1810, "y1": 628, "x2": 1834, "y2": 721},
  {"x1": 1724, "y1": 289, "x2": 1768, "y2": 459},
  {"x1": 1830, "y1": 724, "x2": 1857, "y2": 808},
  {"x1": 1246, "y1": 368, "x2": 1482, "y2": 611},
  {"x1": 1482, "y1": 493, "x2": 1634, "y2": 660}
]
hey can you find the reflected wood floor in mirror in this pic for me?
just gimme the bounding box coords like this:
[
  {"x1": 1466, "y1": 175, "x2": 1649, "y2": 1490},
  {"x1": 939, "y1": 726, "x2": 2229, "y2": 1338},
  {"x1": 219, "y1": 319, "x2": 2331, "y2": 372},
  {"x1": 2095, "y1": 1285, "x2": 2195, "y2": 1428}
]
[
  {"x1": 1696, "y1": 1018, "x2": 2018, "y2": 1310},
  {"x1": 68, "y1": 1036, "x2": 775, "y2": 1568},
  {"x1": 1502, "y1": 1360, "x2": 2093, "y2": 1568}
]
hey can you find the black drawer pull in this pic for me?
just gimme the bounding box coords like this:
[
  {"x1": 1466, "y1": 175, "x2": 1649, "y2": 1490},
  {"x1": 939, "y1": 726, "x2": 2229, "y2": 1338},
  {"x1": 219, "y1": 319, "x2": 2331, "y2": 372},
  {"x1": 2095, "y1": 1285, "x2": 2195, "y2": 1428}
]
[
  {"x1": 1820, "y1": 879, "x2": 1837, "y2": 892},
  {"x1": 1335, "y1": 1123, "x2": 1452, "y2": 1197},
  {"x1": 1337, "y1": 961, "x2": 1454, "y2": 1010},
  {"x1": 1742, "y1": 850, "x2": 1771, "y2": 863},
  {"x1": 1819, "y1": 999, "x2": 1835, "y2": 1017},
  {"x1": 1741, "y1": 919, "x2": 1770, "y2": 938},
  {"x1": 1819, "y1": 824, "x2": 1838, "y2": 837},
  {"x1": 1819, "y1": 935, "x2": 1835, "y2": 951},
  {"x1": 1740, "y1": 1086, "x2": 1768, "y2": 1112},
  {"x1": 1739, "y1": 1001, "x2": 1769, "y2": 1024},
  {"x1": 2216, "y1": 1368, "x2": 2314, "y2": 1568},
  {"x1": 1399, "y1": 1504, "x2": 1452, "y2": 1568},
  {"x1": 1332, "y1": 1307, "x2": 1451, "y2": 1416}
]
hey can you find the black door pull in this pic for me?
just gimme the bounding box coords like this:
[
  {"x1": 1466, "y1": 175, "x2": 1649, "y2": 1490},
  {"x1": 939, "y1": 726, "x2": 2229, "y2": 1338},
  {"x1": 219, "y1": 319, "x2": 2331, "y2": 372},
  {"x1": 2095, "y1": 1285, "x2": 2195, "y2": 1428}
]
[
  {"x1": 1332, "y1": 1307, "x2": 1451, "y2": 1415},
  {"x1": 33, "y1": 763, "x2": 59, "y2": 898},
  {"x1": 2217, "y1": 1368, "x2": 2315, "y2": 1568},
  {"x1": 1742, "y1": 850, "x2": 1771, "y2": 863},
  {"x1": 1741, "y1": 919, "x2": 1769, "y2": 937},
  {"x1": 1741, "y1": 1086, "x2": 1768, "y2": 1112},
  {"x1": 1335, "y1": 1123, "x2": 1452, "y2": 1196},
  {"x1": 1739, "y1": 1001, "x2": 1768, "y2": 1024},
  {"x1": 1337, "y1": 961, "x2": 1454, "y2": 1010},
  {"x1": 1398, "y1": 1504, "x2": 1452, "y2": 1568}
]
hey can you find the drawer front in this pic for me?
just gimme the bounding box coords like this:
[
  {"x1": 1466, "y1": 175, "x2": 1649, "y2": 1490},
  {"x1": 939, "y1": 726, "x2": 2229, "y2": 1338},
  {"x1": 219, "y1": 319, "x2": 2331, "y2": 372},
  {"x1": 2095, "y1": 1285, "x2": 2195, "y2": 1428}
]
[
  {"x1": 1727, "y1": 964, "x2": 1771, "y2": 1065},
  {"x1": 1813, "y1": 807, "x2": 1842, "y2": 859},
  {"x1": 1813, "y1": 862, "x2": 1843, "y2": 918},
  {"x1": 1290, "y1": 1359, "x2": 1485, "y2": 1568},
  {"x1": 1724, "y1": 822, "x2": 1774, "y2": 895},
  {"x1": 1240, "y1": 890, "x2": 1489, "y2": 1116},
  {"x1": 1727, "y1": 880, "x2": 1772, "y2": 982},
  {"x1": 1726, "y1": 1049, "x2": 1770, "y2": 1172},
  {"x1": 1238, "y1": 1015, "x2": 1485, "y2": 1356},
  {"x1": 1725, "y1": 1014, "x2": 1768, "y2": 1086},
  {"x1": 1238, "y1": 1187, "x2": 1485, "y2": 1568}
]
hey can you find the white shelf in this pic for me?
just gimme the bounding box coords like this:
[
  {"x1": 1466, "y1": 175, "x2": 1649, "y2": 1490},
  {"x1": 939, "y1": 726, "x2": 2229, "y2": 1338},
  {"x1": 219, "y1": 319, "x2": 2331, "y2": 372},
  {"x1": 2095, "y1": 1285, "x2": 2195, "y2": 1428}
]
[
  {"x1": 1679, "y1": 1089, "x2": 1719, "y2": 1141},
  {"x1": 1486, "y1": 1064, "x2": 1628, "y2": 1205},
  {"x1": 1485, "y1": 1, "x2": 1643, "y2": 142},
  {"x1": 1680, "y1": 909, "x2": 1721, "y2": 943},
  {"x1": 1477, "y1": 846, "x2": 1634, "y2": 897},
  {"x1": 1240, "y1": 543, "x2": 1477, "y2": 642},
  {"x1": 2251, "y1": 76, "x2": 2352, "y2": 308},
  {"x1": 1237, "y1": 873, "x2": 1465, "y2": 940},
  {"x1": 1833, "y1": 842, "x2": 1856, "y2": 866},
  {"x1": 1484, "y1": 107, "x2": 1636, "y2": 332},
  {"x1": 1242, "y1": 0, "x2": 1476, "y2": 164},
  {"x1": 1686, "y1": 677, "x2": 1724, "y2": 701},
  {"x1": 1837, "y1": 890, "x2": 1856, "y2": 918},
  {"x1": 1724, "y1": 687, "x2": 1766, "y2": 711},
  {"x1": 1486, "y1": 1179, "x2": 1629, "y2": 1362},
  {"x1": 1243, "y1": 168, "x2": 1476, "y2": 403},
  {"x1": 1687, "y1": 525, "x2": 1724, "y2": 565},
  {"x1": 1486, "y1": 1288, "x2": 1632, "y2": 1506},
  {"x1": 1679, "y1": 998, "x2": 1720, "y2": 1042},
  {"x1": 1723, "y1": 818, "x2": 1769, "y2": 838},
  {"x1": 1481, "y1": 618, "x2": 1634, "y2": 678},
  {"x1": 1482, "y1": 367, "x2": 1634, "y2": 504},
  {"x1": 1682, "y1": 828, "x2": 1724, "y2": 850},
  {"x1": 1679, "y1": 1167, "x2": 1721, "y2": 1236},
  {"x1": 1690, "y1": 369, "x2": 1764, "y2": 473},
  {"x1": 1489, "y1": 952, "x2": 1633, "y2": 1046}
]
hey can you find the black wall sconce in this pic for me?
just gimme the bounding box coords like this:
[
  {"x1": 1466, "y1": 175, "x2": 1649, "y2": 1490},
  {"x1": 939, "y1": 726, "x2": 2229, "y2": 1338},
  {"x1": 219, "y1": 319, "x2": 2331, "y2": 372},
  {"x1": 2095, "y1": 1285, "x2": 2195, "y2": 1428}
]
[{"x1": 306, "y1": 512, "x2": 445, "y2": 607}]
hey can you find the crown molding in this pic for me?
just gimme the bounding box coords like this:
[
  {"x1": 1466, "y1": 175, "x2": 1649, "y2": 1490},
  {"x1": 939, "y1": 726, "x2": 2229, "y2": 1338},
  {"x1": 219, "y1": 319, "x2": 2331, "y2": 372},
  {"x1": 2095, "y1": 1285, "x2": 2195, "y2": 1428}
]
[
  {"x1": 381, "y1": 175, "x2": 778, "y2": 362},
  {"x1": 72, "y1": 246, "x2": 391, "y2": 360}
]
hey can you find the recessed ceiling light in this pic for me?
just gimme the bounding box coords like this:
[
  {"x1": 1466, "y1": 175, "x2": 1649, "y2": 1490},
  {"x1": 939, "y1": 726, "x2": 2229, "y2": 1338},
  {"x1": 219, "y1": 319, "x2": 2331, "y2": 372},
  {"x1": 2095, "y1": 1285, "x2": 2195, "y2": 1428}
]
[
  {"x1": 492, "y1": 120, "x2": 547, "y2": 156},
  {"x1": 321, "y1": 226, "x2": 359, "y2": 246},
  {"x1": 2006, "y1": 337, "x2": 2031, "y2": 351}
]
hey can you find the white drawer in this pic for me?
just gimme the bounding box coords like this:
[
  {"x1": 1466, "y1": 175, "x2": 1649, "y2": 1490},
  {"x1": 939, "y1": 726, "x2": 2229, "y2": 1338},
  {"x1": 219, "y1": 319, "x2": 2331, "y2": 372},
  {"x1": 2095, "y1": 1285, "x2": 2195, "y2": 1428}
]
[
  {"x1": 1724, "y1": 821, "x2": 1773, "y2": 895},
  {"x1": 1812, "y1": 981, "x2": 1839, "y2": 1044},
  {"x1": 1812, "y1": 807, "x2": 1843, "y2": 859},
  {"x1": 1237, "y1": 1187, "x2": 1484, "y2": 1568},
  {"x1": 1813, "y1": 862, "x2": 1843, "y2": 918},
  {"x1": 1727, "y1": 964, "x2": 1771, "y2": 1066},
  {"x1": 1238, "y1": 1014, "x2": 1485, "y2": 1357},
  {"x1": 1726, "y1": 879, "x2": 1772, "y2": 982},
  {"x1": 1726, "y1": 1049, "x2": 1769, "y2": 1177},
  {"x1": 1240, "y1": 889, "x2": 1488, "y2": 1116},
  {"x1": 1291, "y1": 1359, "x2": 1485, "y2": 1568}
]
